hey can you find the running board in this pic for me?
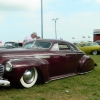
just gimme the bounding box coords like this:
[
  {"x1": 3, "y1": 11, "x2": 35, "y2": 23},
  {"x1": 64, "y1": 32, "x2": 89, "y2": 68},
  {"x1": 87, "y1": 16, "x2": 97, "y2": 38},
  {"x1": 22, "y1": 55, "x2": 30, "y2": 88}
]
[
  {"x1": 46, "y1": 73, "x2": 77, "y2": 83},
  {"x1": 79, "y1": 70, "x2": 93, "y2": 75}
]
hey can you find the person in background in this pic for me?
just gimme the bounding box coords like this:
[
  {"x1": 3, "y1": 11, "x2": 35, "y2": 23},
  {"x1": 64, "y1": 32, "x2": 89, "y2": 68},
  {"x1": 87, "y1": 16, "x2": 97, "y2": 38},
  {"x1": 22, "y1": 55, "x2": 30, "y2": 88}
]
[
  {"x1": 23, "y1": 32, "x2": 37, "y2": 45},
  {"x1": 36, "y1": 36, "x2": 41, "y2": 39}
]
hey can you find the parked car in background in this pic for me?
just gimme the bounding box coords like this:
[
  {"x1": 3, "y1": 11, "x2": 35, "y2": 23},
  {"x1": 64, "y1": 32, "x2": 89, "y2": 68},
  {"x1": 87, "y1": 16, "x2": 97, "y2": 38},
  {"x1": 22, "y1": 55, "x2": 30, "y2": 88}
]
[
  {"x1": 0, "y1": 39, "x2": 96, "y2": 88},
  {"x1": 4, "y1": 41, "x2": 23, "y2": 48},
  {"x1": 0, "y1": 41, "x2": 23, "y2": 49},
  {"x1": 95, "y1": 40, "x2": 100, "y2": 45},
  {"x1": 75, "y1": 42, "x2": 100, "y2": 55}
]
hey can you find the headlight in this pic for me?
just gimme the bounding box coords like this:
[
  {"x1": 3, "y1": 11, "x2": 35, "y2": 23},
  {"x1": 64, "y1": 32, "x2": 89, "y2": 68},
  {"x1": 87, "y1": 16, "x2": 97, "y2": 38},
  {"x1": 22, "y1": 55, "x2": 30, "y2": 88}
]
[{"x1": 5, "y1": 61, "x2": 12, "y2": 72}]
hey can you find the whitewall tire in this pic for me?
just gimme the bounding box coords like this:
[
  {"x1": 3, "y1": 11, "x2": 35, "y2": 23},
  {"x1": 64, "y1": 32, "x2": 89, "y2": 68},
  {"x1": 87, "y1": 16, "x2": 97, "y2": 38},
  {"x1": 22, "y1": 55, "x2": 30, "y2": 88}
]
[{"x1": 20, "y1": 67, "x2": 38, "y2": 88}]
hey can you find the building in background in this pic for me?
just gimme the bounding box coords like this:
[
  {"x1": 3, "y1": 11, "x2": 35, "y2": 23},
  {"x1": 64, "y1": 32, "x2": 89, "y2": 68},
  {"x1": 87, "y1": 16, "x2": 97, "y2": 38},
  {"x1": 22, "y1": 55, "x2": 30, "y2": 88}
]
[{"x1": 93, "y1": 29, "x2": 100, "y2": 42}]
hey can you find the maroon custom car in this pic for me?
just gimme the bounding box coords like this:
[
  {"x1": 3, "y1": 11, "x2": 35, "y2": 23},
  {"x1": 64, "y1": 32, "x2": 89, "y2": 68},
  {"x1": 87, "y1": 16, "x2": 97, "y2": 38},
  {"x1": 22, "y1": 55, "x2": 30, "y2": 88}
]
[{"x1": 0, "y1": 39, "x2": 96, "y2": 88}]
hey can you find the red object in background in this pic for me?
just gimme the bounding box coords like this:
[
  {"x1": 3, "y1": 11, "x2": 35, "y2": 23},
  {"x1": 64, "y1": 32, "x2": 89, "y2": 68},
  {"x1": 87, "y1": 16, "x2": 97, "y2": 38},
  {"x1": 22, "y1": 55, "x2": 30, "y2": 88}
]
[
  {"x1": 93, "y1": 35, "x2": 100, "y2": 42},
  {"x1": 0, "y1": 41, "x2": 2, "y2": 43},
  {"x1": 93, "y1": 29, "x2": 100, "y2": 42}
]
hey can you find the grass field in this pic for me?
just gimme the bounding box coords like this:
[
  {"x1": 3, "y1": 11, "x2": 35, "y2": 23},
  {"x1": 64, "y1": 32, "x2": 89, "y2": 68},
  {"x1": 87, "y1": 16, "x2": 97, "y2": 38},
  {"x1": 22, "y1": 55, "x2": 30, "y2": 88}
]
[{"x1": 0, "y1": 55, "x2": 100, "y2": 100}]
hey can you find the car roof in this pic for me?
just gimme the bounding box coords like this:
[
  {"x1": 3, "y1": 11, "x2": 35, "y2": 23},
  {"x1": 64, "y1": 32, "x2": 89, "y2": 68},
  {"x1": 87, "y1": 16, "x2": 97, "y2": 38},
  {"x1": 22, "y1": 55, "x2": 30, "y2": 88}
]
[
  {"x1": 5, "y1": 41, "x2": 22, "y2": 43},
  {"x1": 26, "y1": 39, "x2": 71, "y2": 44}
]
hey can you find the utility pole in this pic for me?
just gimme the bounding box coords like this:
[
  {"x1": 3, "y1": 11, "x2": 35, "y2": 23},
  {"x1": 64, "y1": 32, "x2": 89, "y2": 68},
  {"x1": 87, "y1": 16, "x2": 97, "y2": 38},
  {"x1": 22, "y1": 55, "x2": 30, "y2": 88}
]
[
  {"x1": 52, "y1": 18, "x2": 59, "y2": 39},
  {"x1": 41, "y1": 0, "x2": 43, "y2": 38}
]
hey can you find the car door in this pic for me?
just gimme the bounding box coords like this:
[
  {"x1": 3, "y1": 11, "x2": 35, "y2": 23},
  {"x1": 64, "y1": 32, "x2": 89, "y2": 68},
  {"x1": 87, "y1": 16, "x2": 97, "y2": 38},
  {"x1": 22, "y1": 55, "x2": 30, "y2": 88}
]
[
  {"x1": 58, "y1": 43, "x2": 79, "y2": 74},
  {"x1": 50, "y1": 42, "x2": 79, "y2": 77},
  {"x1": 68, "y1": 43, "x2": 83, "y2": 72}
]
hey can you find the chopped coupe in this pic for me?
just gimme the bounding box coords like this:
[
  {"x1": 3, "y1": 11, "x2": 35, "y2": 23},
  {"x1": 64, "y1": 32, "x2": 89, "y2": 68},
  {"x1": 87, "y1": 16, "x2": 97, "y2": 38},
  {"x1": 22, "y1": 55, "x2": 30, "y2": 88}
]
[{"x1": 0, "y1": 39, "x2": 96, "y2": 88}]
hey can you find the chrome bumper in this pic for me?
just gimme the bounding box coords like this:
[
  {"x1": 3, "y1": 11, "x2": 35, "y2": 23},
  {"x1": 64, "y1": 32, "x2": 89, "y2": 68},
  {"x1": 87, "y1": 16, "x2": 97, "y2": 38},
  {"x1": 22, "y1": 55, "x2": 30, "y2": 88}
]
[{"x1": 0, "y1": 80, "x2": 10, "y2": 86}]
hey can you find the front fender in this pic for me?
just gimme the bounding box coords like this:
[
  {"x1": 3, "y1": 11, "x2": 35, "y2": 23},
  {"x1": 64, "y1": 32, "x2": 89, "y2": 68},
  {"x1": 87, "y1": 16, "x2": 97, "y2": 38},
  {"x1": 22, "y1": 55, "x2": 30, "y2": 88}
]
[
  {"x1": 78, "y1": 55, "x2": 95, "y2": 73},
  {"x1": 4, "y1": 58, "x2": 50, "y2": 83}
]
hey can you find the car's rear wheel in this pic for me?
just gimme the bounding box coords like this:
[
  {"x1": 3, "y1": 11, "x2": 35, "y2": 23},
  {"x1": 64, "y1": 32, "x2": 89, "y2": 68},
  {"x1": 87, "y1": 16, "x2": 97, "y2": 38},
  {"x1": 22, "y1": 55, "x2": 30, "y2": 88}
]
[
  {"x1": 92, "y1": 50, "x2": 98, "y2": 55},
  {"x1": 20, "y1": 67, "x2": 38, "y2": 88}
]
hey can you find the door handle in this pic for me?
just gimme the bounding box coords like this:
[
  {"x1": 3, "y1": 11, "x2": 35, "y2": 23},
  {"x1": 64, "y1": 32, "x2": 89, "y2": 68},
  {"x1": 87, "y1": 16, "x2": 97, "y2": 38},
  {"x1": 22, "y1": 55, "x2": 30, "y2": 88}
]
[{"x1": 66, "y1": 55, "x2": 70, "y2": 59}]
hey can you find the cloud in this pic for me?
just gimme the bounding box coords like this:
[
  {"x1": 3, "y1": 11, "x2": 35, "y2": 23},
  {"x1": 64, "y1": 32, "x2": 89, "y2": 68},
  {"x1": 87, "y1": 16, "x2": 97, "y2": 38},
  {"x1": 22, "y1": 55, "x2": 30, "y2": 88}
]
[
  {"x1": 0, "y1": 0, "x2": 40, "y2": 11},
  {"x1": 43, "y1": 10, "x2": 100, "y2": 41},
  {"x1": 0, "y1": 16, "x2": 4, "y2": 22},
  {"x1": 85, "y1": 0, "x2": 100, "y2": 4},
  {"x1": 95, "y1": 0, "x2": 100, "y2": 3},
  {"x1": 0, "y1": 0, "x2": 59, "y2": 11}
]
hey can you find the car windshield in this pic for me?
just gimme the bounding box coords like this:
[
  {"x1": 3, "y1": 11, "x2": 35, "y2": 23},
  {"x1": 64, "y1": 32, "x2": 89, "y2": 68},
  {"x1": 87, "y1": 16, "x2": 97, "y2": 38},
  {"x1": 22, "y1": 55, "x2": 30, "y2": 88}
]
[
  {"x1": 76, "y1": 42, "x2": 99, "y2": 47},
  {"x1": 75, "y1": 43, "x2": 86, "y2": 47},
  {"x1": 23, "y1": 41, "x2": 51, "y2": 49},
  {"x1": 86, "y1": 42, "x2": 99, "y2": 46}
]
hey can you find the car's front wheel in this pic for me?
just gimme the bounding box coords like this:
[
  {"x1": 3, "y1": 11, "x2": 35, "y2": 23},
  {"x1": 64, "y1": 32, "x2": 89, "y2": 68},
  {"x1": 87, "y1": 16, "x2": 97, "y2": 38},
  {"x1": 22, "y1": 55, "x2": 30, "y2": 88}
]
[
  {"x1": 92, "y1": 50, "x2": 98, "y2": 55},
  {"x1": 20, "y1": 67, "x2": 38, "y2": 88}
]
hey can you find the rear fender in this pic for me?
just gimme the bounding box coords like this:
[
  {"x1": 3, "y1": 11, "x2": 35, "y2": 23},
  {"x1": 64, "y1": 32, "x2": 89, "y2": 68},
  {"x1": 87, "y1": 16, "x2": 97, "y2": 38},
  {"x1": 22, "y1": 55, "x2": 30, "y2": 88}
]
[{"x1": 78, "y1": 55, "x2": 95, "y2": 73}]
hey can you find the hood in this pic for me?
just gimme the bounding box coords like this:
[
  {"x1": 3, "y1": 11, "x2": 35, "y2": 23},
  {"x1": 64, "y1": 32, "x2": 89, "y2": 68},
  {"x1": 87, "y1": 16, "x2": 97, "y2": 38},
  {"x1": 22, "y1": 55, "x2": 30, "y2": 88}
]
[{"x1": 0, "y1": 48, "x2": 49, "y2": 59}]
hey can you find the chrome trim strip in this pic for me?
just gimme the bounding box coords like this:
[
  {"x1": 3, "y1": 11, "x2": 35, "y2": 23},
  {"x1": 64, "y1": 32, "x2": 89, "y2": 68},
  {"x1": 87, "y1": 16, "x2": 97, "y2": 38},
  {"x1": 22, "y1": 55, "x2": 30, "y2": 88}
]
[
  {"x1": 2, "y1": 52, "x2": 80, "y2": 58},
  {"x1": 79, "y1": 70, "x2": 93, "y2": 75},
  {"x1": 46, "y1": 73, "x2": 77, "y2": 83}
]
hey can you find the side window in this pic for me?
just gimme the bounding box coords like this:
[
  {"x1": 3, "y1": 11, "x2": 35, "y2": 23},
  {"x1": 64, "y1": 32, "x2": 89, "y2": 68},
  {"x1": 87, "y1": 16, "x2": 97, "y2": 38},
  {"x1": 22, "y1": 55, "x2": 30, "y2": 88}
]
[
  {"x1": 23, "y1": 42, "x2": 34, "y2": 48},
  {"x1": 86, "y1": 43, "x2": 91, "y2": 46},
  {"x1": 15, "y1": 43, "x2": 18, "y2": 47},
  {"x1": 18, "y1": 43, "x2": 23, "y2": 47},
  {"x1": 69, "y1": 44, "x2": 78, "y2": 51},
  {"x1": 51, "y1": 43, "x2": 59, "y2": 51},
  {"x1": 58, "y1": 43, "x2": 70, "y2": 50}
]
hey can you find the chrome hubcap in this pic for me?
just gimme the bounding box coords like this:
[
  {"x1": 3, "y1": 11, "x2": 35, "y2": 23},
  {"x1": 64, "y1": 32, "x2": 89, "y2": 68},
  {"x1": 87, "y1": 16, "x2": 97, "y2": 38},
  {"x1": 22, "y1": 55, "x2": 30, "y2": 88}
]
[
  {"x1": 23, "y1": 69, "x2": 35, "y2": 84},
  {"x1": 93, "y1": 50, "x2": 97, "y2": 55}
]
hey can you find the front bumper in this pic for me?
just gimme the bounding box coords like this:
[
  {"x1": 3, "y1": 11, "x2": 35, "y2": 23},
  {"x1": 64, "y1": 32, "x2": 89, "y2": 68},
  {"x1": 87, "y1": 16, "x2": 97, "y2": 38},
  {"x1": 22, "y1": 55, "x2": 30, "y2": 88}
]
[{"x1": 0, "y1": 80, "x2": 10, "y2": 86}]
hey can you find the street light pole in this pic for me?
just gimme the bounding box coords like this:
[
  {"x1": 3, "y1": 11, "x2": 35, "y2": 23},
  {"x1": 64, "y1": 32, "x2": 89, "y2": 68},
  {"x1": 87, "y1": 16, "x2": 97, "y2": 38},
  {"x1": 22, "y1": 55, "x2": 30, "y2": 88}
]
[
  {"x1": 52, "y1": 18, "x2": 59, "y2": 39},
  {"x1": 41, "y1": 0, "x2": 43, "y2": 39}
]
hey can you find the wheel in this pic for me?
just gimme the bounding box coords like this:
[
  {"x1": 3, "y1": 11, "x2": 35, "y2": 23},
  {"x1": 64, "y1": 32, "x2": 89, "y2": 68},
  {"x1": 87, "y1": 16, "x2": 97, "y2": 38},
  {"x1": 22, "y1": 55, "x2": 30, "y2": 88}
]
[
  {"x1": 20, "y1": 67, "x2": 38, "y2": 88},
  {"x1": 92, "y1": 50, "x2": 98, "y2": 55}
]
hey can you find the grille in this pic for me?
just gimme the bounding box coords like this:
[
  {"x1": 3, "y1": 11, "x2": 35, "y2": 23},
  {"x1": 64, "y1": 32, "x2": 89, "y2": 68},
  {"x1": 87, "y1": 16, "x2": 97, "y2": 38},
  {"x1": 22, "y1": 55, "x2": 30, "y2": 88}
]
[{"x1": 0, "y1": 64, "x2": 4, "y2": 79}]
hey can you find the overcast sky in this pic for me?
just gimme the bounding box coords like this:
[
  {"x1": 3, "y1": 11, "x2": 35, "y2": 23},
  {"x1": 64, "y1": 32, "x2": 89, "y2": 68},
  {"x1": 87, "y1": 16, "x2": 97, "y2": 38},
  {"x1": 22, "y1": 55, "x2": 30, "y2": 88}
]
[{"x1": 0, "y1": 0, "x2": 100, "y2": 43}]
